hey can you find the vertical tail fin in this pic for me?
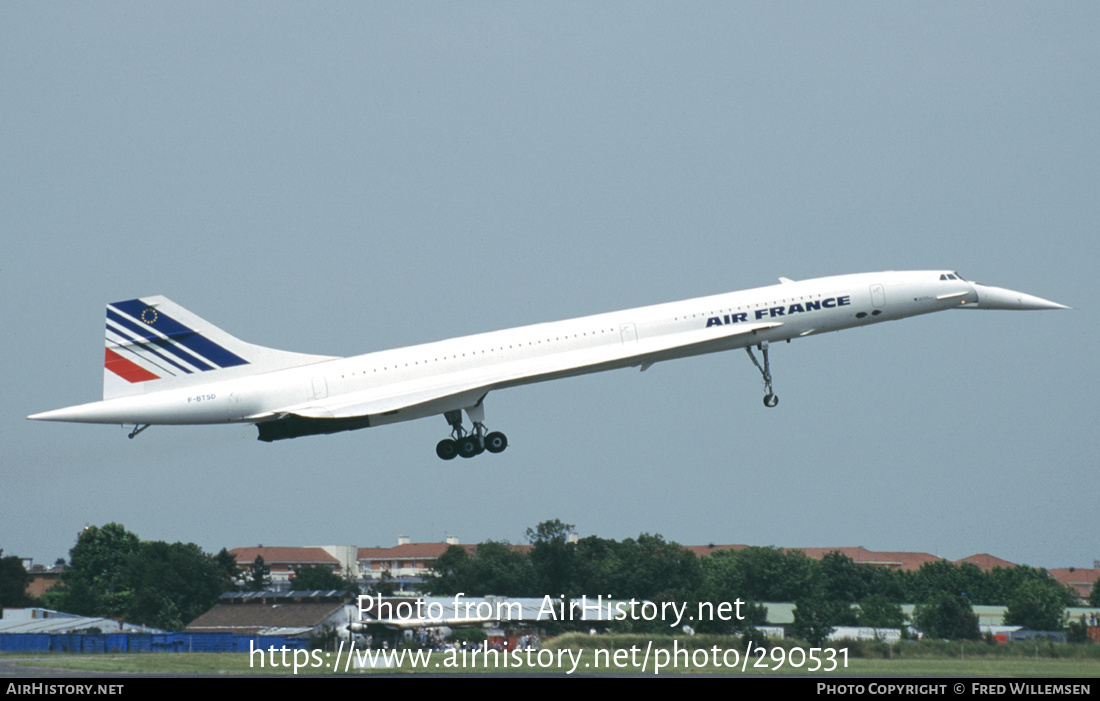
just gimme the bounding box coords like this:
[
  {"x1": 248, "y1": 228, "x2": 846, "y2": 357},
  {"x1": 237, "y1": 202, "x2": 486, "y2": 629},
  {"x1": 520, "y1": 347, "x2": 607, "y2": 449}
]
[{"x1": 103, "y1": 296, "x2": 335, "y2": 400}]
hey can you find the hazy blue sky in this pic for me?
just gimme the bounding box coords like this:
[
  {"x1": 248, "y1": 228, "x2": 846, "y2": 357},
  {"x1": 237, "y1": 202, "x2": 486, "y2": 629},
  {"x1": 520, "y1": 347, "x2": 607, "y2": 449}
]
[{"x1": 3, "y1": 3, "x2": 1096, "y2": 571}]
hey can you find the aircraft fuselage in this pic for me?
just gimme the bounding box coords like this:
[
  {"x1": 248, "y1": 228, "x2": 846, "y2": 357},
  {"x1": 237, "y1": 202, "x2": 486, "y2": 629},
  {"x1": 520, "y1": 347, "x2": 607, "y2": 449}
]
[{"x1": 28, "y1": 270, "x2": 1066, "y2": 455}]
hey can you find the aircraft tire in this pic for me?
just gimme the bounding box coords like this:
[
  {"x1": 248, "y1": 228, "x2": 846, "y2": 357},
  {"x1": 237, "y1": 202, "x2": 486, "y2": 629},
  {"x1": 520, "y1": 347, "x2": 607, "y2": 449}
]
[
  {"x1": 457, "y1": 436, "x2": 481, "y2": 458},
  {"x1": 485, "y1": 431, "x2": 508, "y2": 454},
  {"x1": 763, "y1": 394, "x2": 779, "y2": 408},
  {"x1": 436, "y1": 439, "x2": 458, "y2": 460}
]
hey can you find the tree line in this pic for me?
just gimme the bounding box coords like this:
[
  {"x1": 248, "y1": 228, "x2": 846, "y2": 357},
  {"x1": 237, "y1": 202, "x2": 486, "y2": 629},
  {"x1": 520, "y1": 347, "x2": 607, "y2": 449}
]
[
  {"x1": 423, "y1": 519, "x2": 1088, "y2": 642},
  {"x1": 3, "y1": 519, "x2": 1094, "y2": 639},
  {"x1": 23, "y1": 524, "x2": 240, "y2": 631},
  {"x1": 2, "y1": 523, "x2": 389, "y2": 630},
  {"x1": 5, "y1": 524, "x2": 271, "y2": 630}
]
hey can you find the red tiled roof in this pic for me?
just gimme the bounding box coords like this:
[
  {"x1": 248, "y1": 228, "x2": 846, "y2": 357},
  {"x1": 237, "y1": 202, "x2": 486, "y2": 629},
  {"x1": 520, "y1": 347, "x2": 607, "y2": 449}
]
[
  {"x1": 1049, "y1": 568, "x2": 1100, "y2": 600},
  {"x1": 357, "y1": 543, "x2": 531, "y2": 560},
  {"x1": 683, "y1": 544, "x2": 747, "y2": 558},
  {"x1": 792, "y1": 547, "x2": 943, "y2": 571},
  {"x1": 358, "y1": 543, "x2": 473, "y2": 560},
  {"x1": 683, "y1": 545, "x2": 940, "y2": 572},
  {"x1": 230, "y1": 547, "x2": 339, "y2": 566},
  {"x1": 956, "y1": 553, "x2": 1018, "y2": 571}
]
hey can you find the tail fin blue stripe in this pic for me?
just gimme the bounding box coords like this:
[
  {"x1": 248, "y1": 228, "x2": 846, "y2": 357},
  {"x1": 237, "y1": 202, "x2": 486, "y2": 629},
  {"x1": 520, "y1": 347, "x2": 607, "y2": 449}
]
[
  {"x1": 106, "y1": 325, "x2": 188, "y2": 377},
  {"x1": 109, "y1": 299, "x2": 249, "y2": 369},
  {"x1": 106, "y1": 309, "x2": 214, "y2": 372}
]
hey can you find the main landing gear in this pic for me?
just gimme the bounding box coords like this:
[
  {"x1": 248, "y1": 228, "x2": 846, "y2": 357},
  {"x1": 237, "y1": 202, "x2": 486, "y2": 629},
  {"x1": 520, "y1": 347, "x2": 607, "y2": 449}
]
[
  {"x1": 435, "y1": 404, "x2": 508, "y2": 460},
  {"x1": 745, "y1": 341, "x2": 779, "y2": 407}
]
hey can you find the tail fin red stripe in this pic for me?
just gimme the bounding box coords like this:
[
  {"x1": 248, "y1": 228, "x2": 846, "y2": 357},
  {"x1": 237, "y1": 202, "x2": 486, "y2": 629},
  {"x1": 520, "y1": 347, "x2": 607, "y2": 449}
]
[{"x1": 105, "y1": 348, "x2": 160, "y2": 383}]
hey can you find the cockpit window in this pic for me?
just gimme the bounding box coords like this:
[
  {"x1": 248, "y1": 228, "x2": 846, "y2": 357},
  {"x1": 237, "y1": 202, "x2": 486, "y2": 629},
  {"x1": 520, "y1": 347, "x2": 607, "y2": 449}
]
[{"x1": 939, "y1": 272, "x2": 967, "y2": 281}]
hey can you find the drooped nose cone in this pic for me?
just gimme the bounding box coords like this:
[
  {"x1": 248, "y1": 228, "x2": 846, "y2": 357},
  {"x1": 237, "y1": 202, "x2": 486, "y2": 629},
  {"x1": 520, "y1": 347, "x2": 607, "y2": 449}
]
[{"x1": 970, "y1": 283, "x2": 1069, "y2": 310}]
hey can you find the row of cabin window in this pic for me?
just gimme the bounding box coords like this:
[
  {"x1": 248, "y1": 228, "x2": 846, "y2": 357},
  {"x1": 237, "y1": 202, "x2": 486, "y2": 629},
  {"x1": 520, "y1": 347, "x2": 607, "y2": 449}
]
[{"x1": 339, "y1": 327, "x2": 619, "y2": 377}]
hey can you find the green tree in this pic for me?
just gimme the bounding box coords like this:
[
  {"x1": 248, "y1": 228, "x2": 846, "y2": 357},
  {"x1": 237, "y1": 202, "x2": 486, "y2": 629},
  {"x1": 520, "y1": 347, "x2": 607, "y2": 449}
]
[
  {"x1": 792, "y1": 593, "x2": 846, "y2": 646},
  {"x1": 213, "y1": 549, "x2": 241, "y2": 591},
  {"x1": 986, "y1": 565, "x2": 1077, "y2": 607},
  {"x1": 572, "y1": 536, "x2": 618, "y2": 595},
  {"x1": 697, "y1": 547, "x2": 819, "y2": 635},
  {"x1": 1003, "y1": 578, "x2": 1069, "y2": 631},
  {"x1": 291, "y1": 565, "x2": 355, "y2": 592},
  {"x1": 867, "y1": 565, "x2": 907, "y2": 603},
  {"x1": 462, "y1": 541, "x2": 535, "y2": 596},
  {"x1": 246, "y1": 555, "x2": 271, "y2": 591},
  {"x1": 701, "y1": 547, "x2": 816, "y2": 603},
  {"x1": 584, "y1": 534, "x2": 700, "y2": 602},
  {"x1": 52, "y1": 523, "x2": 141, "y2": 617},
  {"x1": 857, "y1": 594, "x2": 906, "y2": 628},
  {"x1": 1091, "y1": 577, "x2": 1100, "y2": 607},
  {"x1": 575, "y1": 533, "x2": 702, "y2": 633},
  {"x1": 913, "y1": 592, "x2": 980, "y2": 640},
  {"x1": 906, "y1": 560, "x2": 988, "y2": 605},
  {"x1": 526, "y1": 519, "x2": 579, "y2": 597},
  {"x1": 0, "y1": 552, "x2": 32, "y2": 607},
  {"x1": 124, "y1": 541, "x2": 230, "y2": 629},
  {"x1": 421, "y1": 545, "x2": 472, "y2": 595},
  {"x1": 820, "y1": 551, "x2": 875, "y2": 605},
  {"x1": 422, "y1": 541, "x2": 533, "y2": 597},
  {"x1": 38, "y1": 526, "x2": 232, "y2": 629}
]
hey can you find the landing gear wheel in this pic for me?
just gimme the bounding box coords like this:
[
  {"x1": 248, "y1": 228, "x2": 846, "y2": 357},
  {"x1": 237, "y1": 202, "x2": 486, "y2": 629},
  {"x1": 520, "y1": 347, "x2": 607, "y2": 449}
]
[
  {"x1": 457, "y1": 436, "x2": 481, "y2": 458},
  {"x1": 484, "y1": 431, "x2": 508, "y2": 454},
  {"x1": 436, "y1": 439, "x2": 458, "y2": 460},
  {"x1": 746, "y1": 342, "x2": 779, "y2": 408},
  {"x1": 439, "y1": 403, "x2": 505, "y2": 459}
]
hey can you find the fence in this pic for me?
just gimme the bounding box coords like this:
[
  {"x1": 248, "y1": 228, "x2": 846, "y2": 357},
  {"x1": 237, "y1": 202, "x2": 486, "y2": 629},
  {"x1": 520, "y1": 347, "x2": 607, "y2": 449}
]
[{"x1": 0, "y1": 632, "x2": 309, "y2": 654}]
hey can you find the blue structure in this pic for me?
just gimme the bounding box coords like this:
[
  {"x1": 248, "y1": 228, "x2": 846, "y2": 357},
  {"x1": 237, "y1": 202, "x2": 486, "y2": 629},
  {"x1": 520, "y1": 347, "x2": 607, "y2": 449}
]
[{"x1": 0, "y1": 632, "x2": 308, "y2": 653}]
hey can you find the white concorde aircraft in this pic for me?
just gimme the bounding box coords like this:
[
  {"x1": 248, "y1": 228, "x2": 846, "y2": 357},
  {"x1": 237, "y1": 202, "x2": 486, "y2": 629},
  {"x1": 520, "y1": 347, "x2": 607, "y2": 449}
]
[{"x1": 29, "y1": 271, "x2": 1066, "y2": 459}]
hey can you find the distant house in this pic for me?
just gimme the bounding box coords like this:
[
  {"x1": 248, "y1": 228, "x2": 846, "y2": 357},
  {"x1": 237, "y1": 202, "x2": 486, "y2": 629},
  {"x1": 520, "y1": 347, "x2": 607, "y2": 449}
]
[
  {"x1": 18, "y1": 559, "x2": 64, "y2": 599},
  {"x1": 1048, "y1": 568, "x2": 1100, "y2": 603},
  {"x1": 358, "y1": 535, "x2": 478, "y2": 591},
  {"x1": 229, "y1": 547, "x2": 343, "y2": 591}
]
